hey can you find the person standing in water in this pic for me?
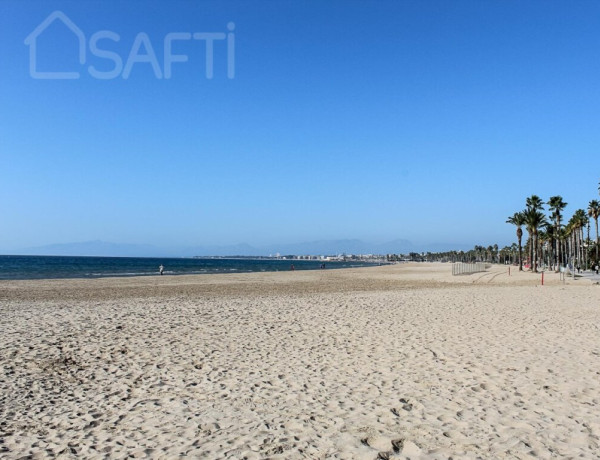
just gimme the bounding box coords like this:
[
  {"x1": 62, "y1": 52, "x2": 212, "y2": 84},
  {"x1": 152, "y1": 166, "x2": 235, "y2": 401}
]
[{"x1": 159, "y1": 264, "x2": 164, "y2": 275}]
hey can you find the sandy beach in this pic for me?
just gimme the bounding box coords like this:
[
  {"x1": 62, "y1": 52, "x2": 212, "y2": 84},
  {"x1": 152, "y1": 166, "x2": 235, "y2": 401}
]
[{"x1": 1, "y1": 263, "x2": 600, "y2": 459}]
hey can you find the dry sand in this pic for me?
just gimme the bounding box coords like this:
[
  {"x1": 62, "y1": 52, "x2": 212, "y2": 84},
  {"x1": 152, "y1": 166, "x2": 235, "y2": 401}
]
[{"x1": 1, "y1": 263, "x2": 599, "y2": 459}]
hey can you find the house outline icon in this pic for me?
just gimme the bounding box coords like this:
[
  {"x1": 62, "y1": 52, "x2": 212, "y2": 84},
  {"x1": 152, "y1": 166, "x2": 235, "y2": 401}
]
[{"x1": 24, "y1": 11, "x2": 86, "y2": 79}]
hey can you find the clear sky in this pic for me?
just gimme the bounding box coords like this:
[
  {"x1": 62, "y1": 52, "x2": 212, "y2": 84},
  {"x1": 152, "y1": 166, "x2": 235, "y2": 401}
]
[{"x1": 1, "y1": 0, "x2": 599, "y2": 253}]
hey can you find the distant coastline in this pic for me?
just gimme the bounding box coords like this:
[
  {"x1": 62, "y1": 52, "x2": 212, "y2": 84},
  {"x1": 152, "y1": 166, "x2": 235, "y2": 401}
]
[{"x1": 0, "y1": 255, "x2": 381, "y2": 281}]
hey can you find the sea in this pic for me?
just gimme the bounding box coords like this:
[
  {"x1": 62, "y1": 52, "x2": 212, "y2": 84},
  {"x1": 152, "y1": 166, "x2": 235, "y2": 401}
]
[{"x1": 0, "y1": 255, "x2": 379, "y2": 281}]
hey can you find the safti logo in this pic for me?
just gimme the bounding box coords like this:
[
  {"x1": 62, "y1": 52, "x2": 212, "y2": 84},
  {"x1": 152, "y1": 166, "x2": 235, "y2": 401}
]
[{"x1": 24, "y1": 11, "x2": 235, "y2": 80}]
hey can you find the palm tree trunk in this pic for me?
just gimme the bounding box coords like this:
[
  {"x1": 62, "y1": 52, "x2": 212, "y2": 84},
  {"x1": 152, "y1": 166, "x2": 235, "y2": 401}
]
[
  {"x1": 531, "y1": 230, "x2": 537, "y2": 273},
  {"x1": 580, "y1": 227, "x2": 584, "y2": 269},
  {"x1": 573, "y1": 229, "x2": 579, "y2": 265},
  {"x1": 586, "y1": 224, "x2": 590, "y2": 269},
  {"x1": 583, "y1": 227, "x2": 586, "y2": 269},
  {"x1": 594, "y1": 217, "x2": 598, "y2": 264},
  {"x1": 577, "y1": 228, "x2": 581, "y2": 269},
  {"x1": 570, "y1": 232, "x2": 574, "y2": 269},
  {"x1": 555, "y1": 223, "x2": 560, "y2": 271}
]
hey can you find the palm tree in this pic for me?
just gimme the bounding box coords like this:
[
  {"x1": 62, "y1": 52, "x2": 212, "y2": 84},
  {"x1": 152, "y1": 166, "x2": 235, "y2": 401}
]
[
  {"x1": 588, "y1": 200, "x2": 600, "y2": 264},
  {"x1": 524, "y1": 208, "x2": 548, "y2": 272},
  {"x1": 506, "y1": 211, "x2": 526, "y2": 271},
  {"x1": 557, "y1": 225, "x2": 569, "y2": 270},
  {"x1": 510, "y1": 243, "x2": 518, "y2": 264},
  {"x1": 526, "y1": 195, "x2": 544, "y2": 211},
  {"x1": 548, "y1": 196, "x2": 567, "y2": 270},
  {"x1": 486, "y1": 245, "x2": 493, "y2": 263},
  {"x1": 570, "y1": 209, "x2": 587, "y2": 270},
  {"x1": 585, "y1": 214, "x2": 591, "y2": 269},
  {"x1": 576, "y1": 212, "x2": 588, "y2": 269},
  {"x1": 525, "y1": 195, "x2": 544, "y2": 269},
  {"x1": 539, "y1": 223, "x2": 557, "y2": 269}
]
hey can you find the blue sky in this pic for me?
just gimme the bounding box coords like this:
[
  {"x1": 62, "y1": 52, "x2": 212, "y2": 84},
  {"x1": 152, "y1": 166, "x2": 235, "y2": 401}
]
[{"x1": 1, "y1": 0, "x2": 599, "y2": 253}]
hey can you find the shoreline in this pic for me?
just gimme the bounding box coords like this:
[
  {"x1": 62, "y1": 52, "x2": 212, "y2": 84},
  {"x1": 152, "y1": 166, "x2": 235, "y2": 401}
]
[
  {"x1": 1, "y1": 262, "x2": 596, "y2": 295},
  {"x1": 1, "y1": 263, "x2": 597, "y2": 306},
  {"x1": 0, "y1": 255, "x2": 383, "y2": 283}
]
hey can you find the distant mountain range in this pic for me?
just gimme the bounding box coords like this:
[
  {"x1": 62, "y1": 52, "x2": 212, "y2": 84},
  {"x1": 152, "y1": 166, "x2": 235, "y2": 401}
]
[
  {"x1": 8, "y1": 240, "x2": 162, "y2": 258},
  {"x1": 4, "y1": 239, "x2": 473, "y2": 258}
]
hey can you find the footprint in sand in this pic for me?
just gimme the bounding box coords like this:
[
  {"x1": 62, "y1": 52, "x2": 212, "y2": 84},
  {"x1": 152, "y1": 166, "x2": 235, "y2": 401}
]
[
  {"x1": 389, "y1": 438, "x2": 422, "y2": 456},
  {"x1": 391, "y1": 400, "x2": 413, "y2": 416},
  {"x1": 363, "y1": 435, "x2": 392, "y2": 451}
]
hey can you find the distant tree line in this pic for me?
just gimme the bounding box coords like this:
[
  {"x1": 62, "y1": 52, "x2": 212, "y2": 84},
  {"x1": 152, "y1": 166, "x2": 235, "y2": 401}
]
[
  {"x1": 387, "y1": 180, "x2": 600, "y2": 272},
  {"x1": 386, "y1": 246, "x2": 500, "y2": 263},
  {"x1": 506, "y1": 187, "x2": 599, "y2": 273}
]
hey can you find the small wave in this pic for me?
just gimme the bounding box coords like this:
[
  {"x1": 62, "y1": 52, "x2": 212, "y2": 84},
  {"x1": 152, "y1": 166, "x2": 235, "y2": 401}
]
[{"x1": 88, "y1": 272, "x2": 153, "y2": 276}]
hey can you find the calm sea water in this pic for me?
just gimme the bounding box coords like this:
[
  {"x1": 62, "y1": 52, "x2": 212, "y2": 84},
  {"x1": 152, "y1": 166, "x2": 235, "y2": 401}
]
[{"x1": 0, "y1": 255, "x2": 378, "y2": 280}]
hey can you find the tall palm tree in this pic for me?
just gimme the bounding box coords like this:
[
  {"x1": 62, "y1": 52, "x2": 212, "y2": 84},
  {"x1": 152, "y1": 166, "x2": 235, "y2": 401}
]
[
  {"x1": 585, "y1": 214, "x2": 591, "y2": 269},
  {"x1": 526, "y1": 195, "x2": 544, "y2": 212},
  {"x1": 506, "y1": 211, "x2": 526, "y2": 271},
  {"x1": 588, "y1": 200, "x2": 600, "y2": 263},
  {"x1": 540, "y1": 223, "x2": 556, "y2": 269},
  {"x1": 570, "y1": 209, "x2": 587, "y2": 270},
  {"x1": 525, "y1": 195, "x2": 544, "y2": 269},
  {"x1": 548, "y1": 195, "x2": 567, "y2": 270},
  {"x1": 557, "y1": 225, "x2": 569, "y2": 270},
  {"x1": 578, "y1": 212, "x2": 585, "y2": 268},
  {"x1": 524, "y1": 208, "x2": 548, "y2": 272}
]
